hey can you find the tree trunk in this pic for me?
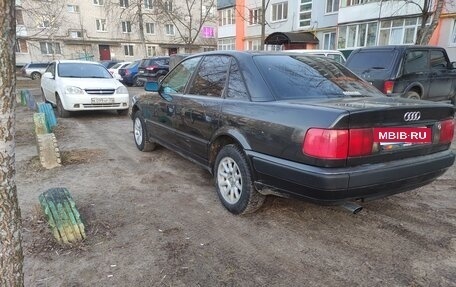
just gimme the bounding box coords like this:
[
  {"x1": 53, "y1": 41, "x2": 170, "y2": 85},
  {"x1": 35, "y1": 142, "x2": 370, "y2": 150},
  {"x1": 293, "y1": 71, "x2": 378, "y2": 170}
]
[
  {"x1": 416, "y1": 0, "x2": 445, "y2": 45},
  {"x1": 0, "y1": 0, "x2": 25, "y2": 286}
]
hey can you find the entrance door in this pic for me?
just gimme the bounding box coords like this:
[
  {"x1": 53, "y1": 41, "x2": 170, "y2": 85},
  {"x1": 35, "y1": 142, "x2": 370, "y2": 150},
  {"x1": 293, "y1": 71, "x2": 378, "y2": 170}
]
[
  {"x1": 99, "y1": 45, "x2": 111, "y2": 60},
  {"x1": 168, "y1": 48, "x2": 178, "y2": 55}
]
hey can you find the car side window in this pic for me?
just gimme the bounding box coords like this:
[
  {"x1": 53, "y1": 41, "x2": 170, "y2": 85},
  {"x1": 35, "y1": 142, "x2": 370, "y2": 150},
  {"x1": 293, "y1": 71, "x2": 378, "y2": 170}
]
[
  {"x1": 226, "y1": 60, "x2": 250, "y2": 100},
  {"x1": 430, "y1": 50, "x2": 448, "y2": 69},
  {"x1": 45, "y1": 63, "x2": 56, "y2": 76},
  {"x1": 403, "y1": 51, "x2": 429, "y2": 74},
  {"x1": 188, "y1": 55, "x2": 230, "y2": 97},
  {"x1": 161, "y1": 56, "x2": 200, "y2": 94}
]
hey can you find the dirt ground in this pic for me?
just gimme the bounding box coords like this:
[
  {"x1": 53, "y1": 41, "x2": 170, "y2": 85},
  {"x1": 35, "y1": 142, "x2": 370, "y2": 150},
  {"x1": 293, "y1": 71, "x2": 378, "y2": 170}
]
[{"x1": 14, "y1": 78, "x2": 456, "y2": 287}]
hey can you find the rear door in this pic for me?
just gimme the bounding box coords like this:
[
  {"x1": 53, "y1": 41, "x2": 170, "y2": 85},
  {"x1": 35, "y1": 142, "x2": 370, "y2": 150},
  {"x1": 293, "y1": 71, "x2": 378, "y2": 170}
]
[
  {"x1": 428, "y1": 49, "x2": 453, "y2": 101},
  {"x1": 178, "y1": 55, "x2": 230, "y2": 164}
]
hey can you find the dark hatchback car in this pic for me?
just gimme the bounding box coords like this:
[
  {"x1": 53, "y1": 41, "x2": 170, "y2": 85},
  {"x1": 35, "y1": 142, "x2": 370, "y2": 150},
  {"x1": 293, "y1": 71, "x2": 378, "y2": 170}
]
[
  {"x1": 137, "y1": 56, "x2": 170, "y2": 85},
  {"x1": 346, "y1": 45, "x2": 456, "y2": 104},
  {"x1": 130, "y1": 51, "x2": 455, "y2": 215},
  {"x1": 119, "y1": 60, "x2": 140, "y2": 86}
]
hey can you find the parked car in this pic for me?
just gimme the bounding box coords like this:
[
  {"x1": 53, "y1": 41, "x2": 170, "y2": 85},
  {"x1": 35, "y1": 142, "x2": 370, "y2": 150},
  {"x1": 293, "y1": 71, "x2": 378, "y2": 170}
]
[
  {"x1": 99, "y1": 60, "x2": 119, "y2": 69},
  {"x1": 41, "y1": 60, "x2": 129, "y2": 117},
  {"x1": 119, "y1": 60, "x2": 141, "y2": 87},
  {"x1": 137, "y1": 56, "x2": 170, "y2": 85},
  {"x1": 108, "y1": 61, "x2": 131, "y2": 80},
  {"x1": 21, "y1": 62, "x2": 50, "y2": 80},
  {"x1": 286, "y1": 49, "x2": 347, "y2": 64},
  {"x1": 130, "y1": 51, "x2": 455, "y2": 215},
  {"x1": 346, "y1": 45, "x2": 456, "y2": 104}
]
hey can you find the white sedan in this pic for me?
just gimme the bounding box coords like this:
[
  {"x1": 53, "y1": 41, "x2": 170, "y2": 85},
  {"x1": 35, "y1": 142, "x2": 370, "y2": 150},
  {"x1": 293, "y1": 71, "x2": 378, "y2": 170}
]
[
  {"x1": 108, "y1": 61, "x2": 131, "y2": 80},
  {"x1": 41, "y1": 60, "x2": 130, "y2": 117}
]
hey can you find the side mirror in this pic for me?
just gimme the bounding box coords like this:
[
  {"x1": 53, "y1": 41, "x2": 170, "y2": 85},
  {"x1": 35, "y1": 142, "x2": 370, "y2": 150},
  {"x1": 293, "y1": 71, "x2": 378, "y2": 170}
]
[
  {"x1": 144, "y1": 81, "x2": 159, "y2": 92},
  {"x1": 42, "y1": 72, "x2": 53, "y2": 79}
]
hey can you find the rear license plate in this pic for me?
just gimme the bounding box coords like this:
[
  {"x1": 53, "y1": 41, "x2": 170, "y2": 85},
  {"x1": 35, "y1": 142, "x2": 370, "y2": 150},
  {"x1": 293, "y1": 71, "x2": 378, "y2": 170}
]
[{"x1": 91, "y1": 98, "x2": 114, "y2": 104}]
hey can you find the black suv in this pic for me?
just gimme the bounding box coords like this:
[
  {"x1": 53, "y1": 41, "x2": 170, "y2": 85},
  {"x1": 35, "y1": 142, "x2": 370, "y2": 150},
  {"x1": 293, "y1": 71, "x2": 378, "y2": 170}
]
[
  {"x1": 137, "y1": 56, "x2": 170, "y2": 85},
  {"x1": 346, "y1": 45, "x2": 456, "y2": 104}
]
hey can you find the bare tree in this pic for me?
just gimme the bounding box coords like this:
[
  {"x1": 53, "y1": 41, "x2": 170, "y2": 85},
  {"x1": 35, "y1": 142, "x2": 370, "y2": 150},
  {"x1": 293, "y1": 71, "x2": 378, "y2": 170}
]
[
  {"x1": 407, "y1": 0, "x2": 446, "y2": 45},
  {"x1": 155, "y1": 0, "x2": 217, "y2": 53},
  {"x1": 0, "y1": 0, "x2": 24, "y2": 285},
  {"x1": 20, "y1": 0, "x2": 69, "y2": 59}
]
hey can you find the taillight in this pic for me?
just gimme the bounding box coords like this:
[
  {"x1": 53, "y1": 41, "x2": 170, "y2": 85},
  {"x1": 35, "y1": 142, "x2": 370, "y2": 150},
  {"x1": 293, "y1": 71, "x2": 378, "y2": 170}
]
[
  {"x1": 146, "y1": 65, "x2": 158, "y2": 71},
  {"x1": 383, "y1": 80, "x2": 394, "y2": 94},
  {"x1": 439, "y1": 119, "x2": 455, "y2": 144},
  {"x1": 383, "y1": 81, "x2": 394, "y2": 94},
  {"x1": 303, "y1": 128, "x2": 374, "y2": 159}
]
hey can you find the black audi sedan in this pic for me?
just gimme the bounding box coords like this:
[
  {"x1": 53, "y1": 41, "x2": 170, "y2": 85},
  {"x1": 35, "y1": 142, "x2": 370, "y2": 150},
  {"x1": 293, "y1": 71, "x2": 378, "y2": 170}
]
[{"x1": 130, "y1": 51, "x2": 455, "y2": 215}]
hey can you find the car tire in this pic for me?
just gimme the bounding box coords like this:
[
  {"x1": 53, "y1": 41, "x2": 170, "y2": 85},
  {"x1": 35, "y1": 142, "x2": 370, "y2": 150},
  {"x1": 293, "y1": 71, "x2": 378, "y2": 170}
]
[
  {"x1": 405, "y1": 91, "x2": 420, "y2": 100},
  {"x1": 133, "y1": 111, "x2": 156, "y2": 152},
  {"x1": 56, "y1": 95, "x2": 70, "y2": 118},
  {"x1": 214, "y1": 144, "x2": 265, "y2": 215},
  {"x1": 31, "y1": 72, "x2": 41, "y2": 80}
]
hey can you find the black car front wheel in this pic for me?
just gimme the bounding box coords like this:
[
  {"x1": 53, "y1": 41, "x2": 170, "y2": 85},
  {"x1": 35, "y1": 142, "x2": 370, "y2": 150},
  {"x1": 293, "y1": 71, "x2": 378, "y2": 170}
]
[
  {"x1": 133, "y1": 111, "x2": 156, "y2": 152},
  {"x1": 214, "y1": 144, "x2": 265, "y2": 215}
]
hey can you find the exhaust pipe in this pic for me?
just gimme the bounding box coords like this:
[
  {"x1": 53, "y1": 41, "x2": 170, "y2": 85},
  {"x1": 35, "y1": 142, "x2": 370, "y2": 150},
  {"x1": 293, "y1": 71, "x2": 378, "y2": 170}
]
[{"x1": 341, "y1": 202, "x2": 363, "y2": 214}]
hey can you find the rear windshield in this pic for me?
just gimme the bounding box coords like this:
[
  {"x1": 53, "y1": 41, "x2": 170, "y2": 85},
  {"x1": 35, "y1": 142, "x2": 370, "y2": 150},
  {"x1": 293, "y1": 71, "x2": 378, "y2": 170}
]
[
  {"x1": 58, "y1": 63, "x2": 112, "y2": 78},
  {"x1": 347, "y1": 50, "x2": 398, "y2": 70},
  {"x1": 125, "y1": 61, "x2": 139, "y2": 68},
  {"x1": 253, "y1": 55, "x2": 383, "y2": 100}
]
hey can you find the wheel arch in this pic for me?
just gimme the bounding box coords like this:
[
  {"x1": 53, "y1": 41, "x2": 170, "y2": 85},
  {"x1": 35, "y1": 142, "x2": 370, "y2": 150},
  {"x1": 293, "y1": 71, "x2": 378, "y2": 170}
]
[
  {"x1": 403, "y1": 83, "x2": 424, "y2": 98},
  {"x1": 208, "y1": 129, "x2": 252, "y2": 172}
]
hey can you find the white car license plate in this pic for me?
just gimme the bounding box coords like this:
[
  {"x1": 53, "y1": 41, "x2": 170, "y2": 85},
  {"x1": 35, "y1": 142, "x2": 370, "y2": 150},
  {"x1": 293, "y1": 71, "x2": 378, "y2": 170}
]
[{"x1": 91, "y1": 98, "x2": 114, "y2": 104}]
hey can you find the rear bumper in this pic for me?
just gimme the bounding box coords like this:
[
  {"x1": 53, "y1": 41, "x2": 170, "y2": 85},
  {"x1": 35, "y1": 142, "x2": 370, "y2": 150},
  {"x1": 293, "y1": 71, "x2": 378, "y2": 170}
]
[{"x1": 247, "y1": 150, "x2": 455, "y2": 204}]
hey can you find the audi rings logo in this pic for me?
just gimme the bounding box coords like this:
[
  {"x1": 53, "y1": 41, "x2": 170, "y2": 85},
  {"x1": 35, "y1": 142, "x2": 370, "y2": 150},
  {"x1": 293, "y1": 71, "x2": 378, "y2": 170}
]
[{"x1": 404, "y1": 111, "x2": 421, "y2": 121}]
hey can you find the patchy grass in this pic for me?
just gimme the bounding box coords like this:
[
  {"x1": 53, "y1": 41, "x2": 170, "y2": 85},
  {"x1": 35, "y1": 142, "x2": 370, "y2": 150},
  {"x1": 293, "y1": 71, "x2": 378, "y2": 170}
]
[{"x1": 60, "y1": 149, "x2": 103, "y2": 165}]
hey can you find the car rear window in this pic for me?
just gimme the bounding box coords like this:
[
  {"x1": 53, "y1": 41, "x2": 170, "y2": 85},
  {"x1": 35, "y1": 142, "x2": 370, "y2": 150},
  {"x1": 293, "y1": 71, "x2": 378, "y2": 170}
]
[
  {"x1": 347, "y1": 50, "x2": 397, "y2": 70},
  {"x1": 253, "y1": 55, "x2": 383, "y2": 100},
  {"x1": 29, "y1": 63, "x2": 49, "y2": 68},
  {"x1": 58, "y1": 63, "x2": 112, "y2": 78}
]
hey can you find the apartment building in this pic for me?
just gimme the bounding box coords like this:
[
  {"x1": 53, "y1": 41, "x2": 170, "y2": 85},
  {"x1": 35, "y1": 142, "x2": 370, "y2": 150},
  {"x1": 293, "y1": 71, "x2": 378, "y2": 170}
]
[
  {"x1": 430, "y1": 3, "x2": 456, "y2": 61},
  {"x1": 15, "y1": 0, "x2": 217, "y2": 66}
]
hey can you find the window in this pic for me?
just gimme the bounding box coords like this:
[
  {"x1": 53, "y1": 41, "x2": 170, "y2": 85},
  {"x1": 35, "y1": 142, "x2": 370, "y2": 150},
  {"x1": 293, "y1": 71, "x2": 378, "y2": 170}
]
[
  {"x1": 217, "y1": 38, "x2": 235, "y2": 50},
  {"x1": 201, "y1": 26, "x2": 215, "y2": 38},
  {"x1": 202, "y1": 5, "x2": 215, "y2": 17},
  {"x1": 188, "y1": 56, "x2": 231, "y2": 97},
  {"x1": 342, "y1": 0, "x2": 378, "y2": 7},
  {"x1": 162, "y1": 57, "x2": 201, "y2": 94},
  {"x1": 299, "y1": 0, "x2": 311, "y2": 27},
  {"x1": 430, "y1": 50, "x2": 448, "y2": 69},
  {"x1": 145, "y1": 22, "x2": 155, "y2": 34},
  {"x1": 247, "y1": 39, "x2": 261, "y2": 51},
  {"x1": 249, "y1": 8, "x2": 261, "y2": 25},
  {"x1": 40, "y1": 42, "x2": 61, "y2": 54},
  {"x1": 120, "y1": 0, "x2": 128, "y2": 8},
  {"x1": 38, "y1": 18, "x2": 51, "y2": 28},
  {"x1": 219, "y1": 8, "x2": 235, "y2": 26},
  {"x1": 323, "y1": 32, "x2": 336, "y2": 50},
  {"x1": 272, "y1": 2, "x2": 288, "y2": 22},
  {"x1": 16, "y1": 10, "x2": 24, "y2": 25},
  {"x1": 122, "y1": 21, "x2": 132, "y2": 33},
  {"x1": 337, "y1": 22, "x2": 377, "y2": 49},
  {"x1": 227, "y1": 60, "x2": 249, "y2": 100},
  {"x1": 379, "y1": 17, "x2": 421, "y2": 45},
  {"x1": 124, "y1": 45, "x2": 134, "y2": 56},
  {"x1": 70, "y1": 30, "x2": 83, "y2": 38},
  {"x1": 93, "y1": 0, "x2": 103, "y2": 5},
  {"x1": 452, "y1": 20, "x2": 456, "y2": 45},
  {"x1": 165, "y1": 24, "x2": 174, "y2": 35},
  {"x1": 164, "y1": 0, "x2": 172, "y2": 12},
  {"x1": 144, "y1": 0, "x2": 153, "y2": 9},
  {"x1": 67, "y1": 4, "x2": 80, "y2": 12},
  {"x1": 326, "y1": 0, "x2": 339, "y2": 13},
  {"x1": 15, "y1": 39, "x2": 28, "y2": 53},
  {"x1": 403, "y1": 51, "x2": 428, "y2": 74},
  {"x1": 146, "y1": 45, "x2": 156, "y2": 57},
  {"x1": 96, "y1": 19, "x2": 107, "y2": 32}
]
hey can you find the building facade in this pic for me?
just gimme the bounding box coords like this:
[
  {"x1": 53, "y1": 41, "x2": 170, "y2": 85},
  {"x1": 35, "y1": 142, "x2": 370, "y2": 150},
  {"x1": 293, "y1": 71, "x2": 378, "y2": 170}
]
[{"x1": 15, "y1": 0, "x2": 217, "y2": 66}]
